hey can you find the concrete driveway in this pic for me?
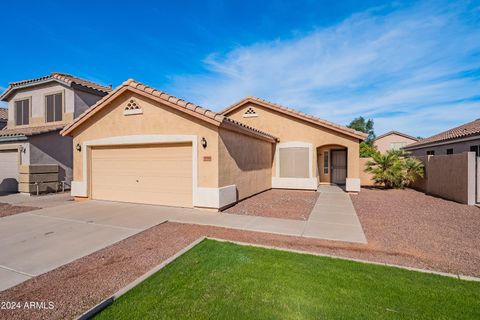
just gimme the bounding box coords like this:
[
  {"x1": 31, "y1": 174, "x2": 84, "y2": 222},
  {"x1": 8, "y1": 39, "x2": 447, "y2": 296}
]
[
  {"x1": 0, "y1": 201, "x2": 169, "y2": 291},
  {"x1": 0, "y1": 188, "x2": 366, "y2": 291}
]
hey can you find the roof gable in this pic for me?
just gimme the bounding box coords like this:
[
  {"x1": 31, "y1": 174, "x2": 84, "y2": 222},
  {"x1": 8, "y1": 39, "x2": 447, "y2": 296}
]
[
  {"x1": 374, "y1": 131, "x2": 419, "y2": 142},
  {"x1": 61, "y1": 80, "x2": 277, "y2": 143},
  {"x1": 0, "y1": 72, "x2": 112, "y2": 101},
  {"x1": 221, "y1": 97, "x2": 367, "y2": 140}
]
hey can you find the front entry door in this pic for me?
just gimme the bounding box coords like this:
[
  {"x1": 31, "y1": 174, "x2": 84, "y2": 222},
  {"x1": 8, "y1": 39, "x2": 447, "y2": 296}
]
[{"x1": 331, "y1": 150, "x2": 347, "y2": 185}]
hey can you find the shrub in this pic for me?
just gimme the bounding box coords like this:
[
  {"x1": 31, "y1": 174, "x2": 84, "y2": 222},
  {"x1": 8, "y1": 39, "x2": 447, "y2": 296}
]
[
  {"x1": 360, "y1": 141, "x2": 379, "y2": 158},
  {"x1": 365, "y1": 150, "x2": 424, "y2": 188}
]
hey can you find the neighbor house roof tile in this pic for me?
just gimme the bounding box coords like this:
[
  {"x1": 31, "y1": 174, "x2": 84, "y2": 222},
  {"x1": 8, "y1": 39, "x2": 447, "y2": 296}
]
[
  {"x1": 405, "y1": 119, "x2": 480, "y2": 149},
  {"x1": 0, "y1": 123, "x2": 67, "y2": 138},
  {"x1": 0, "y1": 72, "x2": 112, "y2": 101},
  {"x1": 221, "y1": 96, "x2": 367, "y2": 140},
  {"x1": 374, "y1": 130, "x2": 419, "y2": 142},
  {"x1": 61, "y1": 79, "x2": 277, "y2": 143}
]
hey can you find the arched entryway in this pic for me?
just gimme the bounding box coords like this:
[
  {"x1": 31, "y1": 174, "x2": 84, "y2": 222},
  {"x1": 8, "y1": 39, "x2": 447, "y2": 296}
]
[{"x1": 317, "y1": 144, "x2": 348, "y2": 186}]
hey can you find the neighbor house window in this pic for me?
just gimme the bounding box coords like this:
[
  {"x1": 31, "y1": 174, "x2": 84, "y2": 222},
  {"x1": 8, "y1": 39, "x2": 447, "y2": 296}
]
[
  {"x1": 15, "y1": 99, "x2": 30, "y2": 125},
  {"x1": 390, "y1": 142, "x2": 407, "y2": 150},
  {"x1": 426, "y1": 150, "x2": 435, "y2": 155},
  {"x1": 323, "y1": 151, "x2": 329, "y2": 175},
  {"x1": 470, "y1": 145, "x2": 479, "y2": 157},
  {"x1": 279, "y1": 147, "x2": 309, "y2": 178},
  {"x1": 446, "y1": 148, "x2": 453, "y2": 155},
  {"x1": 45, "y1": 93, "x2": 63, "y2": 122}
]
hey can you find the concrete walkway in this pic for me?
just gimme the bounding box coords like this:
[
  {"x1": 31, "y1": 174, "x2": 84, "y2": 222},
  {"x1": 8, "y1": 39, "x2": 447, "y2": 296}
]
[{"x1": 305, "y1": 185, "x2": 367, "y2": 243}]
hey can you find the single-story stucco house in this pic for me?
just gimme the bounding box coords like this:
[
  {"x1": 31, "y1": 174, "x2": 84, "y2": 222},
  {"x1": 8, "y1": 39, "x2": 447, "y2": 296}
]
[
  {"x1": 373, "y1": 130, "x2": 418, "y2": 154},
  {"x1": 61, "y1": 79, "x2": 366, "y2": 211}
]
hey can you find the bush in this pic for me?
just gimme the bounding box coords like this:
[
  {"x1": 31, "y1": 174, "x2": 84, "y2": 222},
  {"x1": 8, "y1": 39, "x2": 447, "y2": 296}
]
[
  {"x1": 365, "y1": 150, "x2": 424, "y2": 188},
  {"x1": 360, "y1": 141, "x2": 379, "y2": 158}
]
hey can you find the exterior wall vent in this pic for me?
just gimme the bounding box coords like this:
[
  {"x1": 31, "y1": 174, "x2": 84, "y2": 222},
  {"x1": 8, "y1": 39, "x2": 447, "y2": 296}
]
[
  {"x1": 124, "y1": 99, "x2": 143, "y2": 115},
  {"x1": 243, "y1": 107, "x2": 258, "y2": 118}
]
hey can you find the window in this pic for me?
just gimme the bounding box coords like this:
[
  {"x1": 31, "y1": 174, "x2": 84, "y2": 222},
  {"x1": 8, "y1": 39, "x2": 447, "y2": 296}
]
[
  {"x1": 426, "y1": 150, "x2": 435, "y2": 155},
  {"x1": 446, "y1": 148, "x2": 453, "y2": 155},
  {"x1": 15, "y1": 99, "x2": 30, "y2": 125},
  {"x1": 390, "y1": 142, "x2": 407, "y2": 150},
  {"x1": 470, "y1": 145, "x2": 479, "y2": 157},
  {"x1": 45, "y1": 93, "x2": 63, "y2": 122},
  {"x1": 323, "y1": 151, "x2": 329, "y2": 175},
  {"x1": 279, "y1": 147, "x2": 309, "y2": 178}
]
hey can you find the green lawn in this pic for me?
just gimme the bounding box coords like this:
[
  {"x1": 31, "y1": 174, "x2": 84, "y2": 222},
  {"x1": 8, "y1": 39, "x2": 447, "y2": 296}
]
[{"x1": 95, "y1": 239, "x2": 480, "y2": 320}]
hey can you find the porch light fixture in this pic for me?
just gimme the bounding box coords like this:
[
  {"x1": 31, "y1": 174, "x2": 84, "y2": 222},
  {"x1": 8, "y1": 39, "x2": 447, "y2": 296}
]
[
  {"x1": 76, "y1": 143, "x2": 82, "y2": 152},
  {"x1": 201, "y1": 137, "x2": 207, "y2": 149}
]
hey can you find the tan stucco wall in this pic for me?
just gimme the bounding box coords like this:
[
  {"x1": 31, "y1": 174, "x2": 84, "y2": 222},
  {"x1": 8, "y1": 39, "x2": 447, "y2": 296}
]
[
  {"x1": 226, "y1": 102, "x2": 361, "y2": 181},
  {"x1": 411, "y1": 152, "x2": 475, "y2": 205},
  {"x1": 70, "y1": 91, "x2": 220, "y2": 190},
  {"x1": 218, "y1": 128, "x2": 274, "y2": 200},
  {"x1": 359, "y1": 157, "x2": 375, "y2": 186},
  {"x1": 374, "y1": 133, "x2": 417, "y2": 154}
]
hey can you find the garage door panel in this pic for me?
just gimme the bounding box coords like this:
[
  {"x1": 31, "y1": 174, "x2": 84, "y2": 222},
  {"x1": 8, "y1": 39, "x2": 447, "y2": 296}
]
[
  {"x1": 91, "y1": 143, "x2": 192, "y2": 207},
  {"x1": 0, "y1": 150, "x2": 19, "y2": 193}
]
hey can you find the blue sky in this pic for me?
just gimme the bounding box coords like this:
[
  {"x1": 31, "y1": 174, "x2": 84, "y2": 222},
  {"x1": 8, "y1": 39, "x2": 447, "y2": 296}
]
[{"x1": 0, "y1": 0, "x2": 479, "y2": 137}]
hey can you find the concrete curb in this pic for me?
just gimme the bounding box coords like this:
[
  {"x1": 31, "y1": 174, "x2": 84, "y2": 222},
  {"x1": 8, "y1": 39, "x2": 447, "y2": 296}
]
[
  {"x1": 76, "y1": 236, "x2": 207, "y2": 320},
  {"x1": 206, "y1": 237, "x2": 480, "y2": 282}
]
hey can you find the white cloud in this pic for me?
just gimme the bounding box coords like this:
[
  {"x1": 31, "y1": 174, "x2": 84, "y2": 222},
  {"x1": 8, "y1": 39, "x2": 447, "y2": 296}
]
[{"x1": 169, "y1": 1, "x2": 480, "y2": 137}]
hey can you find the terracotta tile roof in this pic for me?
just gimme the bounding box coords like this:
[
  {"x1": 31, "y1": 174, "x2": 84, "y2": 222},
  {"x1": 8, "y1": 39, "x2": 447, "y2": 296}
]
[
  {"x1": 61, "y1": 79, "x2": 278, "y2": 143},
  {"x1": 0, "y1": 123, "x2": 67, "y2": 138},
  {"x1": 374, "y1": 130, "x2": 419, "y2": 142},
  {"x1": 405, "y1": 118, "x2": 480, "y2": 149},
  {"x1": 221, "y1": 96, "x2": 368, "y2": 140},
  {"x1": 0, "y1": 108, "x2": 7, "y2": 120},
  {"x1": 0, "y1": 72, "x2": 112, "y2": 101}
]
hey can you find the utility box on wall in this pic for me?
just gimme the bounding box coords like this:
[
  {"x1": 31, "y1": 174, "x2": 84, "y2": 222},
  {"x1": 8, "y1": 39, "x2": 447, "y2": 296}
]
[{"x1": 18, "y1": 165, "x2": 60, "y2": 194}]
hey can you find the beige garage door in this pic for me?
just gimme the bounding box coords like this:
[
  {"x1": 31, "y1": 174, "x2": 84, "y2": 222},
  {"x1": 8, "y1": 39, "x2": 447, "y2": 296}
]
[
  {"x1": 0, "y1": 150, "x2": 19, "y2": 193},
  {"x1": 90, "y1": 143, "x2": 192, "y2": 207}
]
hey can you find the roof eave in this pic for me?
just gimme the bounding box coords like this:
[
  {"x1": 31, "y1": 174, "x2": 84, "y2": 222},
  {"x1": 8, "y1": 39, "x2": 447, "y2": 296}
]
[
  {"x1": 0, "y1": 78, "x2": 70, "y2": 101},
  {"x1": 61, "y1": 83, "x2": 224, "y2": 137},
  {"x1": 222, "y1": 98, "x2": 367, "y2": 140}
]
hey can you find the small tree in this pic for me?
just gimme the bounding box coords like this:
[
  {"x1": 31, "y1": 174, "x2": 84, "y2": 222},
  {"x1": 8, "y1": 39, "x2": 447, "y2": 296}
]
[
  {"x1": 365, "y1": 150, "x2": 424, "y2": 188},
  {"x1": 347, "y1": 116, "x2": 376, "y2": 144}
]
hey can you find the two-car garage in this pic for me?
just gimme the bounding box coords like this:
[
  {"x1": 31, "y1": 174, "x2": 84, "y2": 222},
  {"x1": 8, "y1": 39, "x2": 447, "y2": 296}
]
[{"x1": 90, "y1": 143, "x2": 193, "y2": 207}]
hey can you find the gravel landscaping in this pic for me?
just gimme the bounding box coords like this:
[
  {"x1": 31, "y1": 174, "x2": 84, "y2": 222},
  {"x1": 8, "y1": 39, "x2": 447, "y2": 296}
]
[
  {"x1": 1, "y1": 187, "x2": 479, "y2": 319},
  {"x1": 223, "y1": 189, "x2": 319, "y2": 220},
  {"x1": 351, "y1": 187, "x2": 480, "y2": 278},
  {"x1": 0, "y1": 202, "x2": 38, "y2": 218}
]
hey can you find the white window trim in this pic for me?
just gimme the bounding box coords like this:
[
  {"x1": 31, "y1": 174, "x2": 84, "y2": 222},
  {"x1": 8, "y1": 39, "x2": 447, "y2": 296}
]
[
  {"x1": 70, "y1": 134, "x2": 237, "y2": 209},
  {"x1": 272, "y1": 141, "x2": 317, "y2": 190},
  {"x1": 275, "y1": 141, "x2": 313, "y2": 178},
  {"x1": 323, "y1": 150, "x2": 329, "y2": 175}
]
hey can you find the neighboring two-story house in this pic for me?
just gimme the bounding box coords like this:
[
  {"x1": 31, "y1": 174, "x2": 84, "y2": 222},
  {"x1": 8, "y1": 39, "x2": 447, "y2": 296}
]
[{"x1": 0, "y1": 73, "x2": 111, "y2": 193}]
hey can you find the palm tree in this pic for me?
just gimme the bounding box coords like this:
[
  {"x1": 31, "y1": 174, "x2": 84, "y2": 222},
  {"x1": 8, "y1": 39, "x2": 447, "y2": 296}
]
[
  {"x1": 365, "y1": 150, "x2": 424, "y2": 188},
  {"x1": 403, "y1": 157, "x2": 425, "y2": 186},
  {"x1": 365, "y1": 152, "x2": 404, "y2": 188}
]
